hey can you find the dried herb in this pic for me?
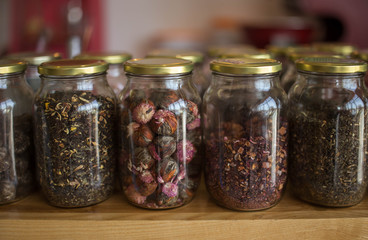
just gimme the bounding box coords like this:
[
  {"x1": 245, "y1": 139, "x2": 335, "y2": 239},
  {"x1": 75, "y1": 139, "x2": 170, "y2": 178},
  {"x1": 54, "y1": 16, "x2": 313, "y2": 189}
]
[
  {"x1": 289, "y1": 99, "x2": 368, "y2": 206},
  {"x1": 34, "y1": 91, "x2": 116, "y2": 207},
  {"x1": 0, "y1": 114, "x2": 34, "y2": 204},
  {"x1": 120, "y1": 88, "x2": 201, "y2": 209},
  {"x1": 205, "y1": 118, "x2": 288, "y2": 210}
]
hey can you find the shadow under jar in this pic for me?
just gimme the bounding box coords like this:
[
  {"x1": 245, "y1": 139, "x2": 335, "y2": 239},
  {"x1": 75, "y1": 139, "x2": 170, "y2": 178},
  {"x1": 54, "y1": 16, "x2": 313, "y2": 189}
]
[
  {"x1": 203, "y1": 58, "x2": 288, "y2": 211},
  {"x1": 288, "y1": 57, "x2": 368, "y2": 207},
  {"x1": 0, "y1": 60, "x2": 35, "y2": 204},
  {"x1": 119, "y1": 58, "x2": 202, "y2": 209},
  {"x1": 34, "y1": 59, "x2": 117, "y2": 208}
]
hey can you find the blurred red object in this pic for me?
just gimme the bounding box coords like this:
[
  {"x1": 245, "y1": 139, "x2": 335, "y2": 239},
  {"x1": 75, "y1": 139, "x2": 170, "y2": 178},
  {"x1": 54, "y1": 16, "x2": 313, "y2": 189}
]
[
  {"x1": 242, "y1": 16, "x2": 316, "y2": 48},
  {"x1": 9, "y1": 0, "x2": 103, "y2": 57}
]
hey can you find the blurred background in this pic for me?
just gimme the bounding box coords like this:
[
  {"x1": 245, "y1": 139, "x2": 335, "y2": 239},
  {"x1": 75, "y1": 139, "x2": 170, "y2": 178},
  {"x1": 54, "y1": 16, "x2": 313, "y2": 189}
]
[{"x1": 1, "y1": 0, "x2": 368, "y2": 58}]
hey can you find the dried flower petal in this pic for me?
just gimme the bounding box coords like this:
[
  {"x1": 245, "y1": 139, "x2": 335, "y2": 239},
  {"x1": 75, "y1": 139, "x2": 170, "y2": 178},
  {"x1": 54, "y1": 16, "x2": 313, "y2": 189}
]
[
  {"x1": 162, "y1": 182, "x2": 178, "y2": 198},
  {"x1": 150, "y1": 109, "x2": 177, "y2": 135},
  {"x1": 132, "y1": 124, "x2": 154, "y2": 147},
  {"x1": 153, "y1": 136, "x2": 176, "y2": 159},
  {"x1": 132, "y1": 100, "x2": 156, "y2": 124},
  {"x1": 125, "y1": 184, "x2": 147, "y2": 204},
  {"x1": 177, "y1": 140, "x2": 196, "y2": 163},
  {"x1": 159, "y1": 157, "x2": 179, "y2": 182},
  {"x1": 187, "y1": 117, "x2": 201, "y2": 130}
]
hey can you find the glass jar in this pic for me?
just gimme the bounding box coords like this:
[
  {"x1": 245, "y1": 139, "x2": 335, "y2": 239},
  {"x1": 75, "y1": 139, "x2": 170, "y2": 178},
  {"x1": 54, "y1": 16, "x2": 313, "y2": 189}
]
[
  {"x1": 0, "y1": 60, "x2": 34, "y2": 204},
  {"x1": 74, "y1": 52, "x2": 132, "y2": 96},
  {"x1": 146, "y1": 49, "x2": 208, "y2": 97},
  {"x1": 119, "y1": 58, "x2": 202, "y2": 209},
  {"x1": 34, "y1": 59, "x2": 117, "y2": 208},
  {"x1": 266, "y1": 45, "x2": 289, "y2": 78},
  {"x1": 288, "y1": 57, "x2": 368, "y2": 207},
  {"x1": 352, "y1": 49, "x2": 368, "y2": 88},
  {"x1": 7, "y1": 52, "x2": 62, "y2": 92},
  {"x1": 203, "y1": 58, "x2": 288, "y2": 211}
]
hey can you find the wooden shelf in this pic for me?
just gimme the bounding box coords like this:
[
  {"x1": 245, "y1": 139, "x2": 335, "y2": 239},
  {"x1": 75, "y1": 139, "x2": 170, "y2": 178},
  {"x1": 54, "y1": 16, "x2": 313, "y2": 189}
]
[{"x1": 0, "y1": 182, "x2": 368, "y2": 240}]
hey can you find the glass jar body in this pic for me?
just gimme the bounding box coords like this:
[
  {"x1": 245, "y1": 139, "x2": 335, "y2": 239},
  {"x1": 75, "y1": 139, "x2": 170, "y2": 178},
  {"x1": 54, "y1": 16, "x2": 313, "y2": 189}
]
[
  {"x1": 288, "y1": 72, "x2": 368, "y2": 207},
  {"x1": 0, "y1": 72, "x2": 35, "y2": 204},
  {"x1": 25, "y1": 65, "x2": 41, "y2": 92},
  {"x1": 107, "y1": 63, "x2": 127, "y2": 96},
  {"x1": 192, "y1": 63, "x2": 209, "y2": 97},
  {"x1": 203, "y1": 72, "x2": 288, "y2": 211},
  {"x1": 119, "y1": 73, "x2": 202, "y2": 209},
  {"x1": 34, "y1": 73, "x2": 117, "y2": 208}
]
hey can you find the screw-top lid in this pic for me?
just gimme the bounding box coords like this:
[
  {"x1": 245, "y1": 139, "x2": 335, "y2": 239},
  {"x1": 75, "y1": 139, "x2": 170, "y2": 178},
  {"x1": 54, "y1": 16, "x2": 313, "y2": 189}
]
[
  {"x1": 217, "y1": 48, "x2": 271, "y2": 59},
  {"x1": 296, "y1": 57, "x2": 367, "y2": 73},
  {"x1": 207, "y1": 44, "x2": 256, "y2": 57},
  {"x1": 74, "y1": 52, "x2": 132, "y2": 64},
  {"x1": 146, "y1": 49, "x2": 203, "y2": 63},
  {"x1": 210, "y1": 58, "x2": 282, "y2": 75},
  {"x1": 7, "y1": 52, "x2": 61, "y2": 66},
  {"x1": 0, "y1": 60, "x2": 27, "y2": 74},
  {"x1": 124, "y1": 58, "x2": 193, "y2": 75},
  {"x1": 38, "y1": 59, "x2": 108, "y2": 76},
  {"x1": 313, "y1": 42, "x2": 357, "y2": 56},
  {"x1": 352, "y1": 49, "x2": 368, "y2": 62},
  {"x1": 288, "y1": 51, "x2": 342, "y2": 62}
]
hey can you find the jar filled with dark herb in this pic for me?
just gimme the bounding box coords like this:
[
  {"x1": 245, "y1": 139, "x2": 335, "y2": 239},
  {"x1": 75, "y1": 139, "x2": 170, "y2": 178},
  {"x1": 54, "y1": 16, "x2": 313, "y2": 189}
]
[
  {"x1": 146, "y1": 49, "x2": 208, "y2": 97},
  {"x1": 203, "y1": 58, "x2": 288, "y2": 211},
  {"x1": 7, "y1": 52, "x2": 62, "y2": 92},
  {"x1": 34, "y1": 59, "x2": 116, "y2": 208},
  {"x1": 0, "y1": 60, "x2": 35, "y2": 204},
  {"x1": 74, "y1": 52, "x2": 132, "y2": 96},
  {"x1": 119, "y1": 58, "x2": 202, "y2": 209},
  {"x1": 288, "y1": 57, "x2": 368, "y2": 207}
]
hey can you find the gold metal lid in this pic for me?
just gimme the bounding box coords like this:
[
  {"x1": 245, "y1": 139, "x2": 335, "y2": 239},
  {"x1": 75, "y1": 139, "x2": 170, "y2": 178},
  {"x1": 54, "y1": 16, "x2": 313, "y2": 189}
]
[
  {"x1": 210, "y1": 58, "x2": 282, "y2": 75},
  {"x1": 124, "y1": 58, "x2": 193, "y2": 75},
  {"x1": 217, "y1": 48, "x2": 271, "y2": 59},
  {"x1": 0, "y1": 60, "x2": 27, "y2": 74},
  {"x1": 352, "y1": 49, "x2": 368, "y2": 62},
  {"x1": 296, "y1": 57, "x2": 367, "y2": 73},
  {"x1": 38, "y1": 59, "x2": 108, "y2": 76},
  {"x1": 289, "y1": 51, "x2": 341, "y2": 62},
  {"x1": 313, "y1": 42, "x2": 357, "y2": 56},
  {"x1": 74, "y1": 52, "x2": 132, "y2": 64},
  {"x1": 7, "y1": 52, "x2": 61, "y2": 66},
  {"x1": 146, "y1": 49, "x2": 204, "y2": 63},
  {"x1": 207, "y1": 44, "x2": 256, "y2": 57}
]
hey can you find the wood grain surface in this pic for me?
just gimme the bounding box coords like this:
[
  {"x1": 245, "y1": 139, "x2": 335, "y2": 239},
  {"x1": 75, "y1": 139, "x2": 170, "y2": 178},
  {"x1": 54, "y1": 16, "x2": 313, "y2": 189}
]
[{"x1": 0, "y1": 182, "x2": 367, "y2": 240}]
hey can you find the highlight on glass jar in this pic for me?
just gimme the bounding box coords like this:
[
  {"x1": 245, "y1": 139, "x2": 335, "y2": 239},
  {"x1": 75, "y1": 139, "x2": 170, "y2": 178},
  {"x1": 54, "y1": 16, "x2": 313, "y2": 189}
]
[
  {"x1": 34, "y1": 59, "x2": 117, "y2": 208},
  {"x1": 119, "y1": 58, "x2": 202, "y2": 209},
  {"x1": 6, "y1": 52, "x2": 62, "y2": 92},
  {"x1": 0, "y1": 60, "x2": 35, "y2": 204},
  {"x1": 203, "y1": 58, "x2": 288, "y2": 211},
  {"x1": 288, "y1": 57, "x2": 368, "y2": 207},
  {"x1": 74, "y1": 52, "x2": 132, "y2": 96},
  {"x1": 146, "y1": 49, "x2": 208, "y2": 97}
]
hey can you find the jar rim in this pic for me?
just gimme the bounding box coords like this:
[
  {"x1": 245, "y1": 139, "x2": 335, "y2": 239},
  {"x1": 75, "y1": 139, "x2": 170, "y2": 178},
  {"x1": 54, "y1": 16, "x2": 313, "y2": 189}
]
[
  {"x1": 312, "y1": 42, "x2": 357, "y2": 56},
  {"x1": 124, "y1": 58, "x2": 193, "y2": 75},
  {"x1": 0, "y1": 60, "x2": 27, "y2": 74},
  {"x1": 210, "y1": 58, "x2": 281, "y2": 74},
  {"x1": 74, "y1": 52, "x2": 132, "y2": 64},
  {"x1": 38, "y1": 59, "x2": 108, "y2": 76},
  {"x1": 295, "y1": 57, "x2": 367, "y2": 73}
]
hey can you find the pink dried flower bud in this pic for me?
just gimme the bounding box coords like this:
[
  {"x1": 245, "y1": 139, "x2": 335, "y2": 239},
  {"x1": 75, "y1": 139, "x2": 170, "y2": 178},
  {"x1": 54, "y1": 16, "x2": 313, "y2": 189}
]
[
  {"x1": 132, "y1": 100, "x2": 156, "y2": 124},
  {"x1": 162, "y1": 182, "x2": 178, "y2": 198},
  {"x1": 125, "y1": 184, "x2": 147, "y2": 204},
  {"x1": 186, "y1": 117, "x2": 201, "y2": 130},
  {"x1": 176, "y1": 140, "x2": 196, "y2": 163},
  {"x1": 150, "y1": 109, "x2": 177, "y2": 135},
  {"x1": 148, "y1": 143, "x2": 161, "y2": 161},
  {"x1": 132, "y1": 124, "x2": 154, "y2": 147}
]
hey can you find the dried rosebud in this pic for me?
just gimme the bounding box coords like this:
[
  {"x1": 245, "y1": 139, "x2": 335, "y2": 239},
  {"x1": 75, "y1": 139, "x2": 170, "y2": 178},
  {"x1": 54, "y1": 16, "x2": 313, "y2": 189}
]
[
  {"x1": 153, "y1": 136, "x2": 176, "y2": 159},
  {"x1": 125, "y1": 184, "x2": 147, "y2": 205},
  {"x1": 132, "y1": 124, "x2": 154, "y2": 147},
  {"x1": 178, "y1": 179, "x2": 198, "y2": 200},
  {"x1": 150, "y1": 89, "x2": 179, "y2": 109},
  {"x1": 185, "y1": 100, "x2": 199, "y2": 123},
  {"x1": 176, "y1": 140, "x2": 196, "y2": 163},
  {"x1": 134, "y1": 147, "x2": 155, "y2": 170},
  {"x1": 159, "y1": 157, "x2": 179, "y2": 182},
  {"x1": 132, "y1": 100, "x2": 156, "y2": 124},
  {"x1": 126, "y1": 122, "x2": 140, "y2": 137},
  {"x1": 125, "y1": 89, "x2": 146, "y2": 108},
  {"x1": 150, "y1": 109, "x2": 177, "y2": 135},
  {"x1": 186, "y1": 117, "x2": 200, "y2": 131},
  {"x1": 139, "y1": 170, "x2": 155, "y2": 183}
]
